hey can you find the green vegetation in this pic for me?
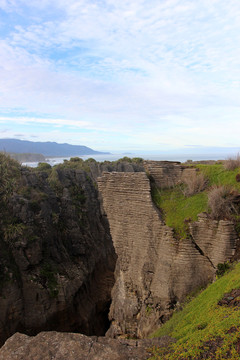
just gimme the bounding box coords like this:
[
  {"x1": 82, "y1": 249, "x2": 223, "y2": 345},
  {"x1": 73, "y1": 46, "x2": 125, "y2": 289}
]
[
  {"x1": 197, "y1": 164, "x2": 240, "y2": 190},
  {"x1": 115, "y1": 156, "x2": 144, "y2": 164},
  {"x1": 3, "y1": 223, "x2": 27, "y2": 247},
  {"x1": 39, "y1": 263, "x2": 59, "y2": 298},
  {"x1": 152, "y1": 186, "x2": 208, "y2": 239},
  {"x1": 48, "y1": 167, "x2": 63, "y2": 193},
  {"x1": 55, "y1": 157, "x2": 94, "y2": 172},
  {"x1": 149, "y1": 262, "x2": 240, "y2": 359},
  {"x1": 152, "y1": 163, "x2": 240, "y2": 239},
  {"x1": 0, "y1": 153, "x2": 21, "y2": 204},
  {"x1": 216, "y1": 262, "x2": 231, "y2": 277},
  {"x1": 35, "y1": 162, "x2": 52, "y2": 172}
]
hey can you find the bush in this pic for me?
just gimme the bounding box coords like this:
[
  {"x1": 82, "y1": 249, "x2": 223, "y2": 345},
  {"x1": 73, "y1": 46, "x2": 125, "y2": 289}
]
[
  {"x1": 182, "y1": 172, "x2": 208, "y2": 196},
  {"x1": 207, "y1": 185, "x2": 240, "y2": 220},
  {"x1": 0, "y1": 153, "x2": 20, "y2": 204},
  {"x1": 224, "y1": 153, "x2": 240, "y2": 170},
  {"x1": 69, "y1": 157, "x2": 82, "y2": 162},
  {"x1": 36, "y1": 162, "x2": 52, "y2": 171},
  {"x1": 216, "y1": 262, "x2": 230, "y2": 277}
]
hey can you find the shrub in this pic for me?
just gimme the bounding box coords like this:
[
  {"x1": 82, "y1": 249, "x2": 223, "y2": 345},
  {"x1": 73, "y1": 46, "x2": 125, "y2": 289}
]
[
  {"x1": 39, "y1": 263, "x2": 59, "y2": 298},
  {"x1": 36, "y1": 162, "x2": 52, "y2": 172},
  {"x1": 207, "y1": 185, "x2": 240, "y2": 220},
  {"x1": 85, "y1": 158, "x2": 97, "y2": 163},
  {"x1": 69, "y1": 157, "x2": 82, "y2": 162},
  {"x1": 216, "y1": 263, "x2": 230, "y2": 277},
  {"x1": 3, "y1": 223, "x2": 26, "y2": 247},
  {"x1": 182, "y1": 172, "x2": 208, "y2": 196},
  {"x1": 131, "y1": 157, "x2": 144, "y2": 164},
  {"x1": 224, "y1": 153, "x2": 240, "y2": 170},
  {"x1": 48, "y1": 168, "x2": 62, "y2": 193},
  {"x1": 0, "y1": 153, "x2": 20, "y2": 204}
]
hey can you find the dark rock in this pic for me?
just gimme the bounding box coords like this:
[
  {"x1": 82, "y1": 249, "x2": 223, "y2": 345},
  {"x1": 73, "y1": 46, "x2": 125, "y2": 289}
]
[
  {"x1": 0, "y1": 167, "x2": 116, "y2": 345},
  {"x1": 218, "y1": 288, "x2": 240, "y2": 307}
]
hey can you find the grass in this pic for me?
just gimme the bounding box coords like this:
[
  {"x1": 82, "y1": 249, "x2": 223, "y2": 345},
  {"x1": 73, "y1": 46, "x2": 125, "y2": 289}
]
[
  {"x1": 149, "y1": 262, "x2": 240, "y2": 359},
  {"x1": 152, "y1": 164, "x2": 240, "y2": 238},
  {"x1": 196, "y1": 164, "x2": 240, "y2": 190},
  {"x1": 152, "y1": 186, "x2": 208, "y2": 239}
]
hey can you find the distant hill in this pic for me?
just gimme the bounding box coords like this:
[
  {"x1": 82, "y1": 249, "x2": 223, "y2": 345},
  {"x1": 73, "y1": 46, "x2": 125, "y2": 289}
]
[{"x1": 0, "y1": 139, "x2": 110, "y2": 157}]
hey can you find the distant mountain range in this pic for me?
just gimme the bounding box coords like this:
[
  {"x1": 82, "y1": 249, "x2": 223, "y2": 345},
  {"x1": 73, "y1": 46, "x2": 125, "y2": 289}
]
[{"x1": 0, "y1": 139, "x2": 110, "y2": 157}]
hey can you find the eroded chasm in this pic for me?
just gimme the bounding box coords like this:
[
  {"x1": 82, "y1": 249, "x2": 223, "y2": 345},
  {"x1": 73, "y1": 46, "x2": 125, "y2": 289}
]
[
  {"x1": 0, "y1": 157, "x2": 238, "y2": 346},
  {"x1": 0, "y1": 163, "x2": 117, "y2": 345}
]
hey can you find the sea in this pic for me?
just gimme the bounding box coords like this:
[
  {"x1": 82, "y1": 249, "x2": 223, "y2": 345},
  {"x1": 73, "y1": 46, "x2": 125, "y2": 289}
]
[{"x1": 22, "y1": 152, "x2": 229, "y2": 168}]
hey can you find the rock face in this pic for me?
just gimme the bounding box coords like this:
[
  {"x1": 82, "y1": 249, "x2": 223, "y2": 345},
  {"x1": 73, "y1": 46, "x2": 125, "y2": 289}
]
[
  {"x1": 190, "y1": 213, "x2": 238, "y2": 267},
  {"x1": 0, "y1": 167, "x2": 116, "y2": 346},
  {"x1": 98, "y1": 172, "x2": 218, "y2": 338},
  {"x1": 86, "y1": 159, "x2": 144, "y2": 180},
  {"x1": 0, "y1": 158, "x2": 239, "y2": 349},
  {"x1": 143, "y1": 160, "x2": 196, "y2": 188},
  {"x1": 0, "y1": 331, "x2": 174, "y2": 360}
]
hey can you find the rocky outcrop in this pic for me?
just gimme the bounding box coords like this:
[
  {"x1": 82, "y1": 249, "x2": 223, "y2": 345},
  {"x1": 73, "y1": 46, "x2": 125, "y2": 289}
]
[
  {"x1": 97, "y1": 172, "x2": 216, "y2": 338},
  {"x1": 143, "y1": 160, "x2": 196, "y2": 188},
  {"x1": 190, "y1": 213, "x2": 238, "y2": 267},
  {"x1": 0, "y1": 167, "x2": 116, "y2": 346},
  {"x1": 86, "y1": 159, "x2": 144, "y2": 180},
  {"x1": 0, "y1": 158, "x2": 239, "y2": 349},
  {"x1": 0, "y1": 331, "x2": 175, "y2": 360}
]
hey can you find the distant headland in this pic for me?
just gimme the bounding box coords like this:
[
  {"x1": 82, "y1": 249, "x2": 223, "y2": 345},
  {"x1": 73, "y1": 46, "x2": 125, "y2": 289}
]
[{"x1": 0, "y1": 138, "x2": 110, "y2": 160}]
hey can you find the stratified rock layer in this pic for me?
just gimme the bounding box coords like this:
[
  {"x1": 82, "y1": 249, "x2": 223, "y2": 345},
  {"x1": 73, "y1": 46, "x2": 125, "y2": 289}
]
[
  {"x1": 1, "y1": 159, "x2": 239, "y2": 348},
  {"x1": 190, "y1": 213, "x2": 238, "y2": 267},
  {"x1": 98, "y1": 172, "x2": 216, "y2": 338},
  {"x1": 143, "y1": 160, "x2": 196, "y2": 188}
]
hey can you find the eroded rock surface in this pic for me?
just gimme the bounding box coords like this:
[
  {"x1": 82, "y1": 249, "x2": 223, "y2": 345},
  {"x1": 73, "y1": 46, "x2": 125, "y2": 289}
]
[
  {"x1": 0, "y1": 159, "x2": 239, "y2": 348},
  {"x1": 0, "y1": 331, "x2": 175, "y2": 360},
  {"x1": 98, "y1": 172, "x2": 216, "y2": 338},
  {"x1": 143, "y1": 160, "x2": 196, "y2": 188},
  {"x1": 190, "y1": 213, "x2": 238, "y2": 267},
  {"x1": 0, "y1": 167, "x2": 116, "y2": 345}
]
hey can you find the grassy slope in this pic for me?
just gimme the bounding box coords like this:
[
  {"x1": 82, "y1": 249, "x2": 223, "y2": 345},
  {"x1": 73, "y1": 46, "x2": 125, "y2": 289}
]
[
  {"x1": 149, "y1": 262, "x2": 240, "y2": 359},
  {"x1": 149, "y1": 163, "x2": 240, "y2": 359},
  {"x1": 197, "y1": 164, "x2": 240, "y2": 189},
  {"x1": 152, "y1": 164, "x2": 240, "y2": 238},
  {"x1": 152, "y1": 187, "x2": 207, "y2": 238}
]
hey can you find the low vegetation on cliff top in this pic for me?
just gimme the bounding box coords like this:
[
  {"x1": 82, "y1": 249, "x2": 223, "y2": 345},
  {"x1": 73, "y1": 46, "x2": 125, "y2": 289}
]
[
  {"x1": 149, "y1": 261, "x2": 240, "y2": 359},
  {"x1": 152, "y1": 162, "x2": 240, "y2": 239}
]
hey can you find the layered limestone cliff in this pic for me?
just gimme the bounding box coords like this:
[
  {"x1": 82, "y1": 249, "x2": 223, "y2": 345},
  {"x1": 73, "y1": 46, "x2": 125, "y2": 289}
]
[
  {"x1": 143, "y1": 160, "x2": 196, "y2": 188},
  {"x1": 0, "y1": 159, "x2": 239, "y2": 350},
  {"x1": 98, "y1": 171, "x2": 238, "y2": 338},
  {"x1": 190, "y1": 213, "x2": 238, "y2": 267}
]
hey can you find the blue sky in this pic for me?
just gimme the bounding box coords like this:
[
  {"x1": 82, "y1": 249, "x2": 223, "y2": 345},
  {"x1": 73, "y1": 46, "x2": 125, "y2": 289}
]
[{"x1": 0, "y1": 0, "x2": 240, "y2": 152}]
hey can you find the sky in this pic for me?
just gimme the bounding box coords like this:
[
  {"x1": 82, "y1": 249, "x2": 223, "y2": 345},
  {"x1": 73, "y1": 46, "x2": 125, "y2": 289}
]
[{"x1": 0, "y1": 0, "x2": 240, "y2": 153}]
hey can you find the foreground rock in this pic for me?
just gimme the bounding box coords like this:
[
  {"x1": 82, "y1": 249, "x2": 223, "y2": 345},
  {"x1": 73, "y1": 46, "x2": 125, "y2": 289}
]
[{"x1": 0, "y1": 331, "x2": 174, "y2": 360}]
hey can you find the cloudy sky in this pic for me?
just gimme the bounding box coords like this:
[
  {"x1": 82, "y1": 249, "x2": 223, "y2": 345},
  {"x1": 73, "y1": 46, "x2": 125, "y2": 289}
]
[{"x1": 0, "y1": 0, "x2": 240, "y2": 153}]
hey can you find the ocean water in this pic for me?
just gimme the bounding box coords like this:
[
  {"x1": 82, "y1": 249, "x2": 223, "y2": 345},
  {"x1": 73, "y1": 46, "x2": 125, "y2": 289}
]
[{"x1": 22, "y1": 152, "x2": 227, "y2": 168}]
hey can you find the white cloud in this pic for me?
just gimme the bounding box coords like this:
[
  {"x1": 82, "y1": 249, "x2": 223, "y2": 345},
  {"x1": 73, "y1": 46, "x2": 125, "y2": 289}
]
[{"x1": 0, "y1": 0, "x2": 240, "y2": 150}]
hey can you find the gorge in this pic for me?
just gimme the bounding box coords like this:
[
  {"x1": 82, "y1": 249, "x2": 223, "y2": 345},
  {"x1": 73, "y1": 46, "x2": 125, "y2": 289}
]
[{"x1": 0, "y1": 155, "x2": 239, "y2": 359}]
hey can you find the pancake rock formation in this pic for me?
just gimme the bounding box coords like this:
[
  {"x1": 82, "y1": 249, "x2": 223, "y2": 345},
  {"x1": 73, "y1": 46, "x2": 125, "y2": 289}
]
[
  {"x1": 0, "y1": 159, "x2": 239, "y2": 356},
  {"x1": 98, "y1": 170, "x2": 238, "y2": 338}
]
